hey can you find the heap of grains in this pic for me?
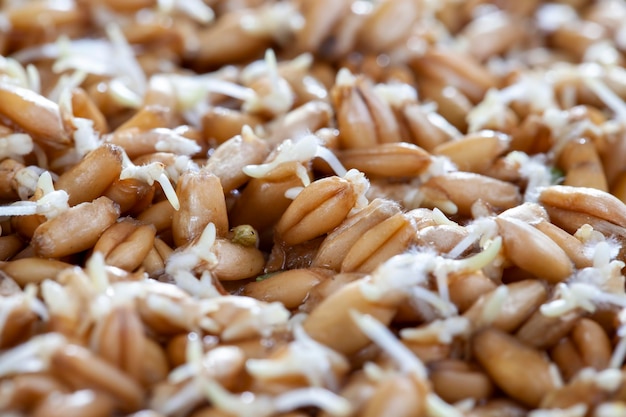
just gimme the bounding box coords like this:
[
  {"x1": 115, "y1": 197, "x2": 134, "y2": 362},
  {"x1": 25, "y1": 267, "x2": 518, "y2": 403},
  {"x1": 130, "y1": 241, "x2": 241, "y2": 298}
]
[{"x1": 2, "y1": 0, "x2": 626, "y2": 416}]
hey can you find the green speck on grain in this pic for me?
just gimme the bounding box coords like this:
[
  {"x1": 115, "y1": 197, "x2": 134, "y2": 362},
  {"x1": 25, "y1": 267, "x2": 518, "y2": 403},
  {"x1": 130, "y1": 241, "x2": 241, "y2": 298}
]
[
  {"x1": 550, "y1": 167, "x2": 565, "y2": 185},
  {"x1": 231, "y1": 224, "x2": 259, "y2": 247},
  {"x1": 256, "y1": 272, "x2": 279, "y2": 282}
]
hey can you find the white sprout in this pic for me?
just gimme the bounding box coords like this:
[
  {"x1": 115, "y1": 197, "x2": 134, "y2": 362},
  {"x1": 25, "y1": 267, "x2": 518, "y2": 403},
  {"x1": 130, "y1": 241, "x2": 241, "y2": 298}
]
[
  {"x1": 174, "y1": 270, "x2": 222, "y2": 299},
  {"x1": 0, "y1": 171, "x2": 69, "y2": 219},
  {"x1": 48, "y1": 70, "x2": 87, "y2": 104},
  {"x1": 165, "y1": 223, "x2": 228, "y2": 299},
  {"x1": 505, "y1": 151, "x2": 554, "y2": 202},
  {"x1": 272, "y1": 388, "x2": 352, "y2": 416},
  {"x1": 200, "y1": 376, "x2": 352, "y2": 417},
  {"x1": 542, "y1": 240, "x2": 626, "y2": 318},
  {"x1": 244, "y1": 132, "x2": 347, "y2": 194},
  {"x1": 189, "y1": 319, "x2": 350, "y2": 417},
  {"x1": 432, "y1": 208, "x2": 458, "y2": 226},
  {"x1": 596, "y1": 402, "x2": 626, "y2": 417},
  {"x1": 144, "y1": 292, "x2": 201, "y2": 332},
  {"x1": 540, "y1": 282, "x2": 626, "y2": 318},
  {"x1": 344, "y1": 169, "x2": 370, "y2": 213},
  {"x1": 472, "y1": 71, "x2": 558, "y2": 120},
  {"x1": 0, "y1": 333, "x2": 65, "y2": 377},
  {"x1": 350, "y1": 310, "x2": 427, "y2": 379},
  {"x1": 446, "y1": 216, "x2": 499, "y2": 259},
  {"x1": 426, "y1": 393, "x2": 465, "y2": 417},
  {"x1": 217, "y1": 299, "x2": 290, "y2": 342},
  {"x1": 120, "y1": 151, "x2": 180, "y2": 210},
  {"x1": 360, "y1": 251, "x2": 435, "y2": 302},
  {"x1": 168, "y1": 332, "x2": 204, "y2": 384},
  {"x1": 610, "y1": 310, "x2": 626, "y2": 369},
  {"x1": 535, "y1": 3, "x2": 578, "y2": 32},
  {"x1": 527, "y1": 404, "x2": 587, "y2": 417},
  {"x1": 52, "y1": 116, "x2": 102, "y2": 169},
  {"x1": 418, "y1": 155, "x2": 459, "y2": 187},
  {"x1": 479, "y1": 285, "x2": 509, "y2": 326},
  {"x1": 466, "y1": 88, "x2": 509, "y2": 133},
  {"x1": 585, "y1": 76, "x2": 626, "y2": 122},
  {"x1": 574, "y1": 367, "x2": 623, "y2": 392},
  {"x1": 575, "y1": 225, "x2": 623, "y2": 264},
  {"x1": 289, "y1": 165, "x2": 359, "y2": 205},
  {"x1": 15, "y1": 165, "x2": 46, "y2": 200},
  {"x1": 104, "y1": 24, "x2": 147, "y2": 103},
  {"x1": 200, "y1": 378, "x2": 274, "y2": 417},
  {"x1": 108, "y1": 78, "x2": 143, "y2": 108},
  {"x1": 0, "y1": 56, "x2": 31, "y2": 87},
  {"x1": 40, "y1": 280, "x2": 77, "y2": 325},
  {"x1": 335, "y1": 67, "x2": 356, "y2": 87},
  {"x1": 157, "y1": 0, "x2": 215, "y2": 24},
  {"x1": 157, "y1": 332, "x2": 215, "y2": 416},
  {"x1": 239, "y1": 2, "x2": 304, "y2": 43},
  {"x1": 246, "y1": 324, "x2": 348, "y2": 390},
  {"x1": 360, "y1": 237, "x2": 501, "y2": 313},
  {"x1": 241, "y1": 53, "x2": 310, "y2": 86},
  {"x1": 373, "y1": 82, "x2": 418, "y2": 109},
  {"x1": 584, "y1": 40, "x2": 621, "y2": 66},
  {"x1": 411, "y1": 285, "x2": 458, "y2": 318},
  {"x1": 153, "y1": 128, "x2": 202, "y2": 156},
  {"x1": 541, "y1": 106, "x2": 601, "y2": 156},
  {"x1": 242, "y1": 49, "x2": 294, "y2": 117},
  {"x1": 169, "y1": 223, "x2": 218, "y2": 270},
  {"x1": 0, "y1": 133, "x2": 33, "y2": 160},
  {"x1": 25, "y1": 64, "x2": 40, "y2": 94},
  {"x1": 85, "y1": 252, "x2": 110, "y2": 293},
  {"x1": 51, "y1": 25, "x2": 146, "y2": 108},
  {"x1": 353, "y1": 311, "x2": 467, "y2": 416},
  {"x1": 453, "y1": 236, "x2": 503, "y2": 272},
  {"x1": 400, "y1": 316, "x2": 471, "y2": 344},
  {"x1": 0, "y1": 285, "x2": 48, "y2": 350}
]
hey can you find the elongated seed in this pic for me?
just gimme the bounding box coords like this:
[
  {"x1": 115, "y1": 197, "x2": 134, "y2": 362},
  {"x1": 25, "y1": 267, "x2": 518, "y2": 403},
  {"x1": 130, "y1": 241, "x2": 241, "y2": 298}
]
[
  {"x1": 207, "y1": 238, "x2": 266, "y2": 281},
  {"x1": 571, "y1": 318, "x2": 612, "y2": 371},
  {"x1": 433, "y1": 130, "x2": 509, "y2": 173},
  {"x1": 464, "y1": 280, "x2": 547, "y2": 332},
  {"x1": 550, "y1": 337, "x2": 585, "y2": 382},
  {"x1": 275, "y1": 176, "x2": 357, "y2": 246},
  {"x1": 421, "y1": 172, "x2": 521, "y2": 216},
  {"x1": 172, "y1": 170, "x2": 229, "y2": 246},
  {"x1": 242, "y1": 268, "x2": 333, "y2": 309},
  {"x1": 203, "y1": 126, "x2": 270, "y2": 193},
  {"x1": 94, "y1": 306, "x2": 146, "y2": 383},
  {"x1": 558, "y1": 138, "x2": 609, "y2": 191},
  {"x1": 495, "y1": 216, "x2": 573, "y2": 284},
  {"x1": 32, "y1": 197, "x2": 120, "y2": 258},
  {"x1": 303, "y1": 279, "x2": 402, "y2": 355},
  {"x1": 0, "y1": 83, "x2": 69, "y2": 145},
  {"x1": 338, "y1": 143, "x2": 431, "y2": 178},
  {"x1": 94, "y1": 220, "x2": 156, "y2": 271},
  {"x1": 341, "y1": 213, "x2": 416, "y2": 273},
  {"x1": 50, "y1": 344, "x2": 144, "y2": 412},
  {"x1": 313, "y1": 198, "x2": 400, "y2": 270},
  {"x1": 31, "y1": 390, "x2": 114, "y2": 417},
  {"x1": 539, "y1": 185, "x2": 626, "y2": 228},
  {"x1": 55, "y1": 144, "x2": 124, "y2": 206},
  {"x1": 473, "y1": 328, "x2": 557, "y2": 407},
  {"x1": 1, "y1": 258, "x2": 72, "y2": 286},
  {"x1": 360, "y1": 374, "x2": 426, "y2": 417},
  {"x1": 430, "y1": 360, "x2": 494, "y2": 403}
]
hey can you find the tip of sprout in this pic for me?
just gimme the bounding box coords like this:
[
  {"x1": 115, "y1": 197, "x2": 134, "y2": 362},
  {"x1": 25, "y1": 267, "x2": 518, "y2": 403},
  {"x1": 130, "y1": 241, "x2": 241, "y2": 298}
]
[{"x1": 350, "y1": 310, "x2": 428, "y2": 379}]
